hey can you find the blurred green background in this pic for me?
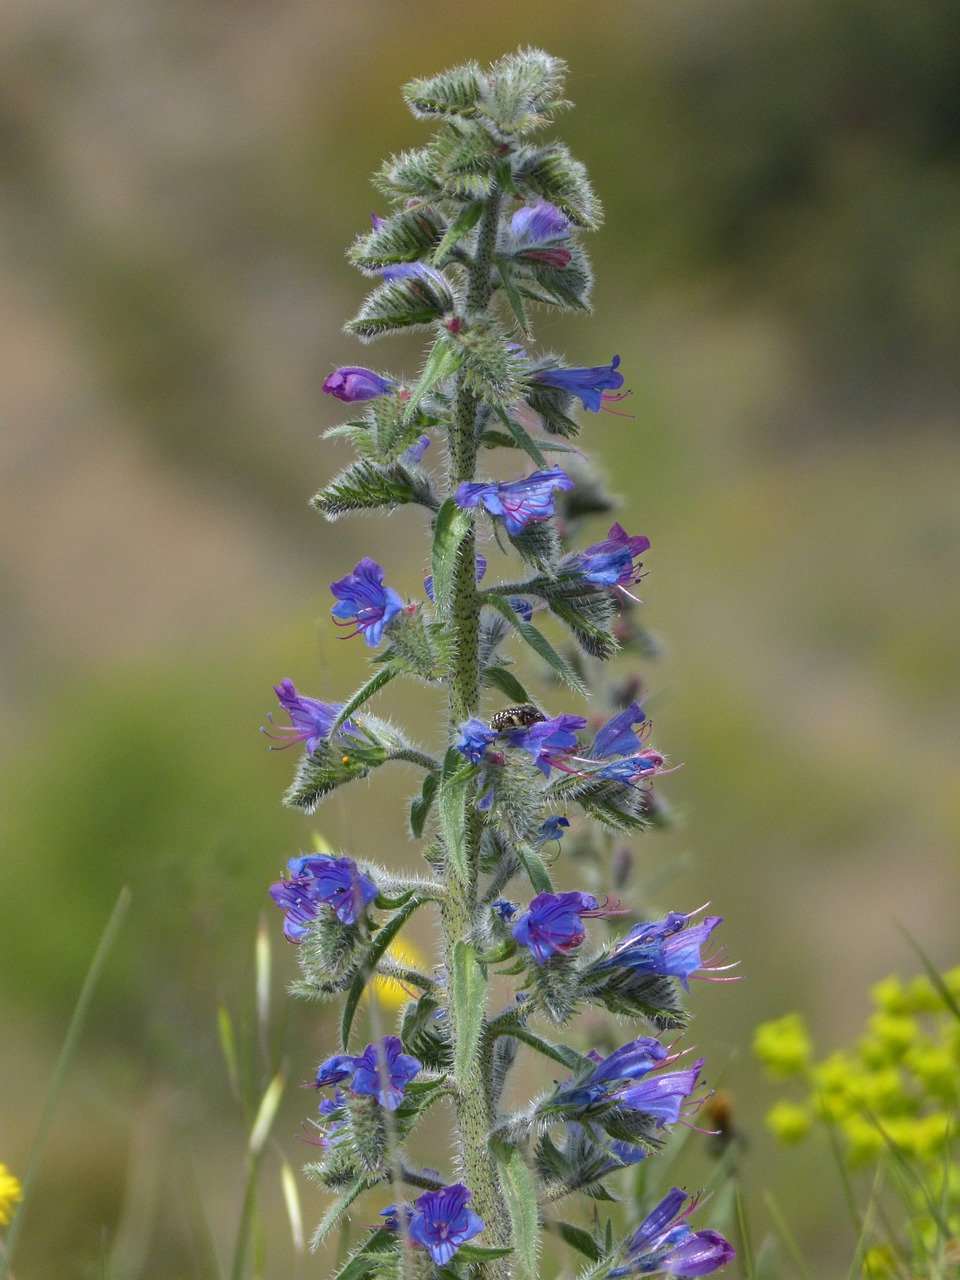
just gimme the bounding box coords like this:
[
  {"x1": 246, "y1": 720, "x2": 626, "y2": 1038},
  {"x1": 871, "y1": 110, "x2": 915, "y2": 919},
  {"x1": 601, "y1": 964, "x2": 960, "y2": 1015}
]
[{"x1": 2, "y1": 1, "x2": 959, "y2": 1275}]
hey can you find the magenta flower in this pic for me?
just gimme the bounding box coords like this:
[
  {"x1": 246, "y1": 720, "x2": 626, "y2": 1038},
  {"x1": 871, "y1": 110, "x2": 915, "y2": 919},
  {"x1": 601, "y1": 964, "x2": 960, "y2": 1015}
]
[
  {"x1": 530, "y1": 356, "x2": 629, "y2": 413},
  {"x1": 616, "y1": 1058, "x2": 706, "y2": 1128},
  {"x1": 512, "y1": 890, "x2": 607, "y2": 964},
  {"x1": 610, "y1": 1188, "x2": 734, "y2": 1277},
  {"x1": 454, "y1": 467, "x2": 574, "y2": 536},
  {"x1": 407, "y1": 1183, "x2": 484, "y2": 1264},
  {"x1": 322, "y1": 367, "x2": 396, "y2": 402},
  {"x1": 262, "y1": 679, "x2": 357, "y2": 754},
  {"x1": 330, "y1": 558, "x2": 404, "y2": 647}
]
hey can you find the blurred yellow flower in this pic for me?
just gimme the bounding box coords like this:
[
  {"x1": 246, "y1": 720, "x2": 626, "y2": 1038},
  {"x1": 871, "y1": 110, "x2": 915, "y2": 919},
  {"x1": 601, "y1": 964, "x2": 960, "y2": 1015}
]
[
  {"x1": 0, "y1": 1163, "x2": 22, "y2": 1227},
  {"x1": 367, "y1": 940, "x2": 430, "y2": 1012}
]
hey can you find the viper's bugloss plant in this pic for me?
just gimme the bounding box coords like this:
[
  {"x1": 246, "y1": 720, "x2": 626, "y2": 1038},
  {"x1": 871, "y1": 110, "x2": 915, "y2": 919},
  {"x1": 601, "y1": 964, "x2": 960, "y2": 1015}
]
[
  {"x1": 754, "y1": 966, "x2": 960, "y2": 1277},
  {"x1": 264, "y1": 50, "x2": 735, "y2": 1280}
]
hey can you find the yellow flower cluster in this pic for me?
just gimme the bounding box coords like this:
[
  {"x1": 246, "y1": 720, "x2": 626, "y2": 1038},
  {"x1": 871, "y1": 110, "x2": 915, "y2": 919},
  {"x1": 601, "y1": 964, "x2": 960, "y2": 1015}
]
[
  {"x1": 752, "y1": 968, "x2": 960, "y2": 1274},
  {"x1": 0, "y1": 1163, "x2": 22, "y2": 1227}
]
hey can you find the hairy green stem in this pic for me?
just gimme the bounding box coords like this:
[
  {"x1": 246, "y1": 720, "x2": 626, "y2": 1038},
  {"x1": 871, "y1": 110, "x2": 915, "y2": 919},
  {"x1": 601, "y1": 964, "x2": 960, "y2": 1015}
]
[{"x1": 439, "y1": 188, "x2": 511, "y2": 1271}]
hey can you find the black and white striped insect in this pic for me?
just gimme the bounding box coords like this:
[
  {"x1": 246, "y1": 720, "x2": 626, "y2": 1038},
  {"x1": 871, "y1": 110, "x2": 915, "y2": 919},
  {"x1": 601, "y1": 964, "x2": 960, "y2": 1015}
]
[{"x1": 490, "y1": 704, "x2": 546, "y2": 734}]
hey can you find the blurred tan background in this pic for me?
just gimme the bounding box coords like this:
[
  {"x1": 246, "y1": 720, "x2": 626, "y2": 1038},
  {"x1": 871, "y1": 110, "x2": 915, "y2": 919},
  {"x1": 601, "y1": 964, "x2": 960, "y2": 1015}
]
[{"x1": 2, "y1": 1, "x2": 959, "y2": 1275}]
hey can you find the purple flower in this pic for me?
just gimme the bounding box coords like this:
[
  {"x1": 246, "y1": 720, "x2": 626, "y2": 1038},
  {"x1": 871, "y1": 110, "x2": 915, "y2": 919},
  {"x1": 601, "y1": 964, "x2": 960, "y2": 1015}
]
[
  {"x1": 593, "y1": 751, "x2": 666, "y2": 784},
  {"x1": 269, "y1": 855, "x2": 378, "y2": 940},
  {"x1": 348, "y1": 1036, "x2": 423, "y2": 1110},
  {"x1": 554, "y1": 1037, "x2": 668, "y2": 1109},
  {"x1": 330, "y1": 558, "x2": 404, "y2": 648},
  {"x1": 504, "y1": 713, "x2": 586, "y2": 778},
  {"x1": 510, "y1": 199, "x2": 570, "y2": 244},
  {"x1": 592, "y1": 702, "x2": 647, "y2": 760},
  {"x1": 425, "y1": 556, "x2": 486, "y2": 603},
  {"x1": 315, "y1": 1054, "x2": 356, "y2": 1088},
  {"x1": 508, "y1": 199, "x2": 572, "y2": 269},
  {"x1": 401, "y1": 434, "x2": 431, "y2": 464},
  {"x1": 456, "y1": 718, "x2": 500, "y2": 765},
  {"x1": 454, "y1": 467, "x2": 574, "y2": 536},
  {"x1": 605, "y1": 910, "x2": 726, "y2": 991},
  {"x1": 507, "y1": 596, "x2": 535, "y2": 622},
  {"x1": 322, "y1": 367, "x2": 396, "y2": 403},
  {"x1": 574, "y1": 524, "x2": 650, "y2": 589},
  {"x1": 379, "y1": 261, "x2": 449, "y2": 289},
  {"x1": 617, "y1": 1058, "x2": 706, "y2": 1128},
  {"x1": 530, "y1": 356, "x2": 628, "y2": 413},
  {"x1": 512, "y1": 890, "x2": 605, "y2": 964},
  {"x1": 535, "y1": 815, "x2": 570, "y2": 846},
  {"x1": 407, "y1": 1183, "x2": 484, "y2": 1264},
  {"x1": 610, "y1": 1188, "x2": 735, "y2": 1277},
  {"x1": 262, "y1": 679, "x2": 357, "y2": 755}
]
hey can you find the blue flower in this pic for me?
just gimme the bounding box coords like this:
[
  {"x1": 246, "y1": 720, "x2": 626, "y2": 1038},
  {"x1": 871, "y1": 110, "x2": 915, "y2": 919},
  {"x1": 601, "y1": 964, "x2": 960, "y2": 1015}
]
[
  {"x1": 610, "y1": 1188, "x2": 735, "y2": 1277},
  {"x1": 504, "y1": 713, "x2": 586, "y2": 777},
  {"x1": 269, "y1": 855, "x2": 378, "y2": 940},
  {"x1": 512, "y1": 890, "x2": 604, "y2": 964},
  {"x1": 592, "y1": 702, "x2": 647, "y2": 760},
  {"x1": 322, "y1": 367, "x2": 396, "y2": 403},
  {"x1": 529, "y1": 356, "x2": 628, "y2": 413},
  {"x1": 492, "y1": 899, "x2": 518, "y2": 922},
  {"x1": 616, "y1": 1059, "x2": 706, "y2": 1128},
  {"x1": 330, "y1": 558, "x2": 404, "y2": 648},
  {"x1": 535, "y1": 815, "x2": 570, "y2": 846},
  {"x1": 315, "y1": 1054, "x2": 356, "y2": 1088},
  {"x1": 348, "y1": 1036, "x2": 423, "y2": 1110},
  {"x1": 554, "y1": 1037, "x2": 668, "y2": 1109},
  {"x1": 456, "y1": 718, "x2": 500, "y2": 765},
  {"x1": 262, "y1": 679, "x2": 358, "y2": 755},
  {"x1": 407, "y1": 1183, "x2": 484, "y2": 1265},
  {"x1": 400, "y1": 434, "x2": 431, "y2": 464},
  {"x1": 508, "y1": 199, "x2": 572, "y2": 268},
  {"x1": 593, "y1": 751, "x2": 665, "y2": 784},
  {"x1": 604, "y1": 910, "x2": 726, "y2": 991},
  {"x1": 573, "y1": 524, "x2": 650, "y2": 588},
  {"x1": 454, "y1": 467, "x2": 574, "y2": 536}
]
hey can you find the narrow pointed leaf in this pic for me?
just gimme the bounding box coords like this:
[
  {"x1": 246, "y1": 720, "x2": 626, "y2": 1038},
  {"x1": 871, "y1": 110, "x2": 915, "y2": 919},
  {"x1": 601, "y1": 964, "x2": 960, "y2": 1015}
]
[
  {"x1": 403, "y1": 339, "x2": 462, "y2": 423},
  {"x1": 553, "y1": 1222, "x2": 602, "y2": 1262},
  {"x1": 485, "y1": 592, "x2": 588, "y2": 697},
  {"x1": 309, "y1": 1178, "x2": 375, "y2": 1251},
  {"x1": 451, "y1": 940, "x2": 487, "y2": 1085},
  {"x1": 432, "y1": 201, "x2": 483, "y2": 264},
  {"x1": 493, "y1": 1142, "x2": 540, "y2": 1280},
  {"x1": 498, "y1": 1023, "x2": 589, "y2": 1072},
  {"x1": 431, "y1": 499, "x2": 473, "y2": 617},
  {"x1": 438, "y1": 746, "x2": 471, "y2": 888},
  {"x1": 514, "y1": 840, "x2": 553, "y2": 895},
  {"x1": 341, "y1": 897, "x2": 424, "y2": 1048},
  {"x1": 409, "y1": 771, "x2": 439, "y2": 839},
  {"x1": 482, "y1": 664, "x2": 532, "y2": 704},
  {"x1": 330, "y1": 665, "x2": 400, "y2": 736}
]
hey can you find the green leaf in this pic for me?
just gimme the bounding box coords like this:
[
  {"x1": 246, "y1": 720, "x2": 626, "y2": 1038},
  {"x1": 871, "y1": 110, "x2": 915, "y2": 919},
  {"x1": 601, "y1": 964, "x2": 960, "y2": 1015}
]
[
  {"x1": 553, "y1": 1221, "x2": 602, "y2": 1263},
  {"x1": 349, "y1": 207, "x2": 445, "y2": 271},
  {"x1": 455, "y1": 1244, "x2": 514, "y2": 1261},
  {"x1": 495, "y1": 406, "x2": 547, "y2": 468},
  {"x1": 346, "y1": 274, "x2": 452, "y2": 340},
  {"x1": 482, "y1": 664, "x2": 532, "y2": 704},
  {"x1": 497, "y1": 1022, "x2": 590, "y2": 1073},
  {"x1": 403, "y1": 339, "x2": 462, "y2": 424},
  {"x1": 430, "y1": 499, "x2": 473, "y2": 617},
  {"x1": 492, "y1": 1143, "x2": 540, "y2": 1280},
  {"x1": 309, "y1": 1178, "x2": 374, "y2": 1251},
  {"x1": 340, "y1": 897, "x2": 424, "y2": 1048},
  {"x1": 484, "y1": 593, "x2": 588, "y2": 697},
  {"x1": 451, "y1": 941, "x2": 486, "y2": 1085},
  {"x1": 311, "y1": 459, "x2": 438, "y2": 519},
  {"x1": 330, "y1": 666, "x2": 400, "y2": 737},
  {"x1": 409, "y1": 772, "x2": 439, "y2": 839},
  {"x1": 514, "y1": 840, "x2": 553, "y2": 895},
  {"x1": 495, "y1": 258, "x2": 530, "y2": 335},
  {"x1": 329, "y1": 1232, "x2": 397, "y2": 1280},
  {"x1": 284, "y1": 741, "x2": 387, "y2": 813},
  {"x1": 403, "y1": 63, "x2": 484, "y2": 120},
  {"x1": 431, "y1": 202, "x2": 483, "y2": 265},
  {"x1": 438, "y1": 746, "x2": 471, "y2": 888}
]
